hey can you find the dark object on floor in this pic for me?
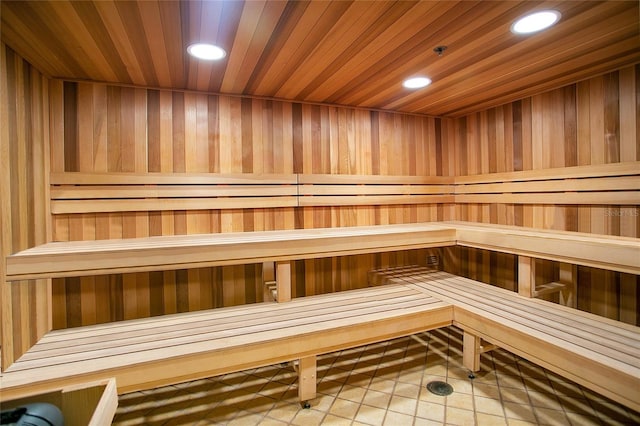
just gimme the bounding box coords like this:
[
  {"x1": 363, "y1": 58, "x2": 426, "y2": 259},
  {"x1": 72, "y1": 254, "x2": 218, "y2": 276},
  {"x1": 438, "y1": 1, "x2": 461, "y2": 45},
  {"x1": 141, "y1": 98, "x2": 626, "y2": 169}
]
[
  {"x1": 426, "y1": 380, "x2": 454, "y2": 396},
  {"x1": 0, "y1": 403, "x2": 64, "y2": 426}
]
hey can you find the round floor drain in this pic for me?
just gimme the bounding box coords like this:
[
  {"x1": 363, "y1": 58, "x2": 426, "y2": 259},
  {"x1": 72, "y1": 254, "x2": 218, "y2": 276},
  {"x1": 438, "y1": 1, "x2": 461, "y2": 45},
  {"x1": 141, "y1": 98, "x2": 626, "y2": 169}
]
[{"x1": 426, "y1": 380, "x2": 454, "y2": 396}]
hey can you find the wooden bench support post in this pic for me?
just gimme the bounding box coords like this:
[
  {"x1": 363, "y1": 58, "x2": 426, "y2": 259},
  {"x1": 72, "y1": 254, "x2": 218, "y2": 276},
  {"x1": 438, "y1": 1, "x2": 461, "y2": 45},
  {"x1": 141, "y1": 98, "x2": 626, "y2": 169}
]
[
  {"x1": 276, "y1": 261, "x2": 292, "y2": 303},
  {"x1": 297, "y1": 356, "x2": 317, "y2": 407},
  {"x1": 263, "y1": 261, "x2": 277, "y2": 302},
  {"x1": 518, "y1": 256, "x2": 535, "y2": 297},
  {"x1": 463, "y1": 331, "x2": 481, "y2": 372},
  {"x1": 559, "y1": 262, "x2": 577, "y2": 308}
]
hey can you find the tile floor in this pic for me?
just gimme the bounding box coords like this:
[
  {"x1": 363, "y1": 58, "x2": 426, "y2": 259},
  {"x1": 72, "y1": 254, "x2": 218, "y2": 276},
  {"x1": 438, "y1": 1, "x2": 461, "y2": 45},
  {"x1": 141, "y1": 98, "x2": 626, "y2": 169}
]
[{"x1": 113, "y1": 326, "x2": 638, "y2": 426}]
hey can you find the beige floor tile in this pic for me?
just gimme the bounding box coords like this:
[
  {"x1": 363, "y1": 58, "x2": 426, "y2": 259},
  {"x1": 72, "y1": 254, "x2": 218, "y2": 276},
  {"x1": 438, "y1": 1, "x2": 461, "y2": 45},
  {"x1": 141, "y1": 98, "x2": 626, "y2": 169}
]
[
  {"x1": 368, "y1": 378, "x2": 397, "y2": 394},
  {"x1": 383, "y1": 410, "x2": 415, "y2": 425},
  {"x1": 114, "y1": 329, "x2": 635, "y2": 426},
  {"x1": 502, "y1": 402, "x2": 537, "y2": 423},
  {"x1": 447, "y1": 377, "x2": 473, "y2": 394},
  {"x1": 565, "y1": 411, "x2": 602, "y2": 426},
  {"x1": 362, "y1": 389, "x2": 392, "y2": 409},
  {"x1": 527, "y1": 390, "x2": 562, "y2": 410},
  {"x1": 497, "y1": 374, "x2": 526, "y2": 390},
  {"x1": 321, "y1": 414, "x2": 354, "y2": 425},
  {"x1": 416, "y1": 400, "x2": 445, "y2": 422},
  {"x1": 533, "y1": 407, "x2": 569, "y2": 425},
  {"x1": 445, "y1": 406, "x2": 475, "y2": 426},
  {"x1": 290, "y1": 408, "x2": 326, "y2": 426},
  {"x1": 355, "y1": 404, "x2": 387, "y2": 426},
  {"x1": 329, "y1": 397, "x2": 361, "y2": 419},
  {"x1": 506, "y1": 420, "x2": 537, "y2": 426},
  {"x1": 414, "y1": 418, "x2": 445, "y2": 426},
  {"x1": 257, "y1": 418, "x2": 288, "y2": 426},
  {"x1": 387, "y1": 394, "x2": 417, "y2": 414},
  {"x1": 338, "y1": 384, "x2": 367, "y2": 403},
  {"x1": 500, "y1": 387, "x2": 530, "y2": 404},
  {"x1": 393, "y1": 382, "x2": 422, "y2": 398},
  {"x1": 475, "y1": 396, "x2": 505, "y2": 416},
  {"x1": 473, "y1": 383, "x2": 501, "y2": 399},
  {"x1": 446, "y1": 392, "x2": 475, "y2": 411},
  {"x1": 227, "y1": 411, "x2": 265, "y2": 425},
  {"x1": 476, "y1": 412, "x2": 508, "y2": 426},
  {"x1": 265, "y1": 402, "x2": 300, "y2": 423}
]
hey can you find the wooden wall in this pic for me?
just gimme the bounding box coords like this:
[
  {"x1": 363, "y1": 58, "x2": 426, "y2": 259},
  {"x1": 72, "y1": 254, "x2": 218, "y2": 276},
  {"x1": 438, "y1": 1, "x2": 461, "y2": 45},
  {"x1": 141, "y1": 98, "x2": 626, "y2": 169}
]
[
  {"x1": 49, "y1": 82, "x2": 455, "y2": 328},
  {"x1": 2, "y1": 42, "x2": 638, "y2": 352},
  {"x1": 0, "y1": 43, "x2": 51, "y2": 368},
  {"x1": 450, "y1": 64, "x2": 639, "y2": 324}
]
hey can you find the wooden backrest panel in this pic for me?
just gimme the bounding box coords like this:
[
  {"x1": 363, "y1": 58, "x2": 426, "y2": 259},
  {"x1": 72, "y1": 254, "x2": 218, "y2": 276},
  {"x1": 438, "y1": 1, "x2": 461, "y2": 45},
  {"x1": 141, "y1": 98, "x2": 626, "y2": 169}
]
[
  {"x1": 298, "y1": 174, "x2": 455, "y2": 206},
  {"x1": 50, "y1": 173, "x2": 299, "y2": 214},
  {"x1": 455, "y1": 162, "x2": 640, "y2": 205}
]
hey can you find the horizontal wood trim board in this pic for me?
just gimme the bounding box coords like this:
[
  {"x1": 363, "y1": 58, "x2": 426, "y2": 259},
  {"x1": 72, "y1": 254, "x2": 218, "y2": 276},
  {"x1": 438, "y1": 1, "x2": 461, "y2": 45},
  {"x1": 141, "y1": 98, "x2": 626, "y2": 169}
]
[
  {"x1": 455, "y1": 176, "x2": 640, "y2": 194},
  {"x1": 298, "y1": 174, "x2": 455, "y2": 184},
  {"x1": 454, "y1": 162, "x2": 640, "y2": 184},
  {"x1": 299, "y1": 195, "x2": 455, "y2": 206},
  {"x1": 50, "y1": 173, "x2": 299, "y2": 185},
  {"x1": 51, "y1": 197, "x2": 299, "y2": 214},
  {"x1": 299, "y1": 185, "x2": 454, "y2": 196},
  {"x1": 51, "y1": 185, "x2": 299, "y2": 199},
  {"x1": 48, "y1": 162, "x2": 639, "y2": 213},
  {"x1": 455, "y1": 191, "x2": 640, "y2": 205}
]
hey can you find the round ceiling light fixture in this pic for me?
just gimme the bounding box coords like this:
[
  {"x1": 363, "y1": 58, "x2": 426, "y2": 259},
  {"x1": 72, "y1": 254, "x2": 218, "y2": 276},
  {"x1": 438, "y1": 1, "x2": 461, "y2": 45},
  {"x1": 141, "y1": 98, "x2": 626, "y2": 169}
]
[
  {"x1": 511, "y1": 10, "x2": 561, "y2": 34},
  {"x1": 187, "y1": 43, "x2": 226, "y2": 60},
  {"x1": 403, "y1": 76, "x2": 432, "y2": 89}
]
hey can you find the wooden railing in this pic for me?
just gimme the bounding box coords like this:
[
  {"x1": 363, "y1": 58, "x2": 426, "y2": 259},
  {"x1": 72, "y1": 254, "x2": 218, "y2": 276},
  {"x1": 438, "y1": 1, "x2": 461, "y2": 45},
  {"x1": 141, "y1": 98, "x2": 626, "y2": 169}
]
[{"x1": 49, "y1": 161, "x2": 640, "y2": 215}]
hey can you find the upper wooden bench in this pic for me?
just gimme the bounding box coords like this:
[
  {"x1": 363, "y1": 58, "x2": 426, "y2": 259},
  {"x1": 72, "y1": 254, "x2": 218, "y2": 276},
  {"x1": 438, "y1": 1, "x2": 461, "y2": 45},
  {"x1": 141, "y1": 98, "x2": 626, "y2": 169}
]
[
  {"x1": 5, "y1": 223, "x2": 456, "y2": 281},
  {"x1": 373, "y1": 266, "x2": 640, "y2": 412},
  {"x1": 6, "y1": 221, "x2": 638, "y2": 281},
  {"x1": 0, "y1": 283, "x2": 452, "y2": 401}
]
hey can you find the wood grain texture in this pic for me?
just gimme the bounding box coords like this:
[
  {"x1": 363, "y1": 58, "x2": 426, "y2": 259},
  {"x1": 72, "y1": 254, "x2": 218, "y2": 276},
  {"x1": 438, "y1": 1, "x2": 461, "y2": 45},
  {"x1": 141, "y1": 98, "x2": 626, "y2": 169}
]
[
  {"x1": 452, "y1": 66, "x2": 640, "y2": 324},
  {"x1": 47, "y1": 82, "x2": 450, "y2": 327},
  {"x1": 0, "y1": 43, "x2": 51, "y2": 369},
  {"x1": 1, "y1": 1, "x2": 638, "y2": 117}
]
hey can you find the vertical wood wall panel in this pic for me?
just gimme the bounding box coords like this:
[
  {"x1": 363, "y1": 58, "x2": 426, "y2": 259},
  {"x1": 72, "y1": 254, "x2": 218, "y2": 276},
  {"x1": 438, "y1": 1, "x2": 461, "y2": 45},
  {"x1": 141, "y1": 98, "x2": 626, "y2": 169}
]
[
  {"x1": 0, "y1": 44, "x2": 51, "y2": 369},
  {"x1": 453, "y1": 65, "x2": 639, "y2": 324},
  {"x1": 49, "y1": 82, "x2": 449, "y2": 328}
]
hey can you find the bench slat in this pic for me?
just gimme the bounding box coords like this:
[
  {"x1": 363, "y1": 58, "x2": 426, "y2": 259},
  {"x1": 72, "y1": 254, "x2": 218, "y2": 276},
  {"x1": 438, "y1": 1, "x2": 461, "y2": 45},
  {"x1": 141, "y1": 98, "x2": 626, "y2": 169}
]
[
  {"x1": 21, "y1": 290, "x2": 428, "y2": 360},
  {"x1": 0, "y1": 285, "x2": 453, "y2": 399}
]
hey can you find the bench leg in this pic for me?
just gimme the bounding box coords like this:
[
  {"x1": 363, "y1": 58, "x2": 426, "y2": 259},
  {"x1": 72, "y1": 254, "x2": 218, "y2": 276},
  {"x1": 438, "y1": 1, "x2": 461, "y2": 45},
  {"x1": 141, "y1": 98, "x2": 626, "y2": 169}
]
[
  {"x1": 297, "y1": 355, "x2": 317, "y2": 407},
  {"x1": 463, "y1": 331, "x2": 481, "y2": 374},
  {"x1": 276, "y1": 261, "x2": 292, "y2": 303},
  {"x1": 559, "y1": 263, "x2": 577, "y2": 308},
  {"x1": 518, "y1": 255, "x2": 535, "y2": 297}
]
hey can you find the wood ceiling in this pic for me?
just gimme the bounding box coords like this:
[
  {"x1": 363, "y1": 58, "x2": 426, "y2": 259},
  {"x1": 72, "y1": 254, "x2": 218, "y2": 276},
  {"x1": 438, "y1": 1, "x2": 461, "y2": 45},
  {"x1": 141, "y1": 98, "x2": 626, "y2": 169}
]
[{"x1": 1, "y1": 0, "x2": 639, "y2": 117}]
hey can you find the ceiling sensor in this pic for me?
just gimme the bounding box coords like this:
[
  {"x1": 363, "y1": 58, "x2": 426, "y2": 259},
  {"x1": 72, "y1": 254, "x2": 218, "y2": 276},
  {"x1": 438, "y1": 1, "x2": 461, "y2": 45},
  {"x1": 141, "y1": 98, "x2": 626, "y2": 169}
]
[{"x1": 433, "y1": 46, "x2": 447, "y2": 56}]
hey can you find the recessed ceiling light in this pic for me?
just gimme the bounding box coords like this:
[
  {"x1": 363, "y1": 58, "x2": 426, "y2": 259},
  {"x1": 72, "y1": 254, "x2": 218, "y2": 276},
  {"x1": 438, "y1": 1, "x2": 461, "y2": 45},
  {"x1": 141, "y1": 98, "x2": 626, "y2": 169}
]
[
  {"x1": 187, "y1": 43, "x2": 226, "y2": 60},
  {"x1": 403, "y1": 77, "x2": 432, "y2": 89},
  {"x1": 511, "y1": 10, "x2": 561, "y2": 34}
]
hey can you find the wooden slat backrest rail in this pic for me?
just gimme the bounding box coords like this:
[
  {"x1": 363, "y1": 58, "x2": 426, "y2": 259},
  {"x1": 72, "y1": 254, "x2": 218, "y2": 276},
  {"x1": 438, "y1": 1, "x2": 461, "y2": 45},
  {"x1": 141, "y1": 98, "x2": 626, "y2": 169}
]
[
  {"x1": 445, "y1": 221, "x2": 640, "y2": 275},
  {"x1": 50, "y1": 172, "x2": 299, "y2": 185},
  {"x1": 454, "y1": 161, "x2": 640, "y2": 184},
  {"x1": 5, "y1": 223, "x2": 456, "y2": 281},
  {"x1": 298, "y1": 173, "x2": 455, "y2": 206},
  {"x1": 50, "y1": 172, "x2": 299, "y2": 214},
  {"x1": 455, "y1": 162, "x2": 640, "y2": 205},
  {"x1": 375, "y1": 267, "x2": 640, "y2": 411},
  {"x1": 0, "y1": 285, "x2": 453, "y2": 399}
]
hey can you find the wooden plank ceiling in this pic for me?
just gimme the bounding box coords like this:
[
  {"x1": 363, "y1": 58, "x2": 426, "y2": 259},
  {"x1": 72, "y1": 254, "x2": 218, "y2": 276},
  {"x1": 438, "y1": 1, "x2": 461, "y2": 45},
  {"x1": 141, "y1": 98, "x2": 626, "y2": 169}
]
[{"x1": 1, "y1": 0, "x2": 638, "y2": 117}]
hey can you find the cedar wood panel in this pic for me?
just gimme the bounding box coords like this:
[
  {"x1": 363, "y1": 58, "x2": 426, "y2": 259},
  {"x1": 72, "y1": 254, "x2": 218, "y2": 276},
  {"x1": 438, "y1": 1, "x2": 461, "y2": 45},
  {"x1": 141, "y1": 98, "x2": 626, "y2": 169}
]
[{"x1": 1, "y1": 41, "x2": 638, "y2": 368}]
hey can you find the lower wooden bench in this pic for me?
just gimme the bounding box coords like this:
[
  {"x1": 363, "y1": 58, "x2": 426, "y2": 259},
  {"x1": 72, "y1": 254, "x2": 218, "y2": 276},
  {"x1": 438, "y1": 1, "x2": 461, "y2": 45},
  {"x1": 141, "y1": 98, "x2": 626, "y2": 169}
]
[
  {"x1": 373, "y1": 266, "x2": 640, "y2": 412},
  {"x1": 0, "y1": 283, "x2": 452, "y2": 404}
]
